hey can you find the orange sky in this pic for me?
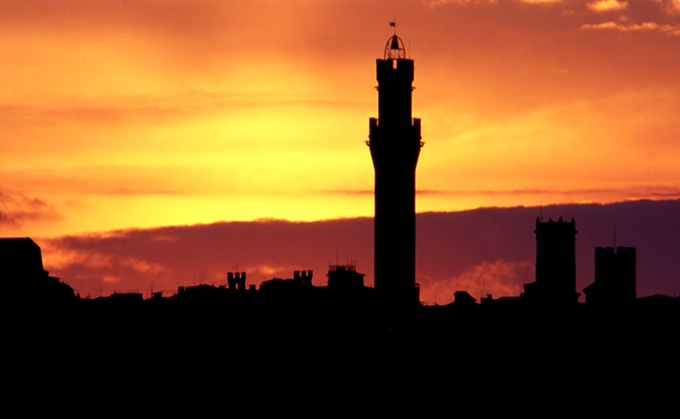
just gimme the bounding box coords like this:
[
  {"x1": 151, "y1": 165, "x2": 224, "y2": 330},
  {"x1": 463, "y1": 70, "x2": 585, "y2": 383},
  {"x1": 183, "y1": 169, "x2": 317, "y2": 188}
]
[{"x1": 2, "y1": 0, "x2": 680, "y2": 239}]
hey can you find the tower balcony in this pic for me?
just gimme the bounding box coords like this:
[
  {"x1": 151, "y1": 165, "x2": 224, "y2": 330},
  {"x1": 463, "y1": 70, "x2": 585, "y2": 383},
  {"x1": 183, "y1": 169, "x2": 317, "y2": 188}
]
[{"x1": 367, "y1": 117, "x2": 423, "y2": 148}]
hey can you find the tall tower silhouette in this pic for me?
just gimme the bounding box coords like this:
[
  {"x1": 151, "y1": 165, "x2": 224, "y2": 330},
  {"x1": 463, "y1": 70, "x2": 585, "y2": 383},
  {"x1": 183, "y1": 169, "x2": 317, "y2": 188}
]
[{"x1": 367, "y1": 29, "x2": 424, "y2": 309}]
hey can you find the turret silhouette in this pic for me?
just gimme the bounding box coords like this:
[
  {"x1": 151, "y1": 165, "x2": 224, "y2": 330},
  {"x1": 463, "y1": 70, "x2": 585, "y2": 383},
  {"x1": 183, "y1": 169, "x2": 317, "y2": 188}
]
[
  {"x1": 523, "y1": 217, "x2": 579, "y2": 304},
  {"x1": 367, "y1": 29, "x2": 424, "y2": 310},
  {"x1": 583, "y1": 247, "x2": 636, "y2": 305}
]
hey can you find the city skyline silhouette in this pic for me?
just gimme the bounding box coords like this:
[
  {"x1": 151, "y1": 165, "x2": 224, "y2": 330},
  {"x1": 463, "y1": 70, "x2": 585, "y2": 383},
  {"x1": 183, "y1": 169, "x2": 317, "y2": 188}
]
[
  {"x1": 3, "y1": 27, "x2": 679, "y2": 305},
  {"x1": 3, "y1": 11, "x2": 678, "y2": 396},
  {"x1": 2, "y1": 4, "x2": 680, "y2": 305}
]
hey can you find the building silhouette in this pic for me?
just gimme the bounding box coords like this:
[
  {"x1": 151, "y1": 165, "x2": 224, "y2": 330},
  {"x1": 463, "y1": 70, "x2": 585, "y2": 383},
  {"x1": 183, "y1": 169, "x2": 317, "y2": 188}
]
[
  {"x1": 0, "y1": 237, "x2": 75, "y2": 302},
  {"x1": 583, "y1": 247, "x2": 636, "y2": 305},
  {"x1": 367, "y1": 30, "x2": 424, "y2": 310},
  {"x1": 522, "y1": 217, "x2": 579, "y2": 304},
  {"x1": 227, "y1": 272, "x2": 247, "y2": 291},
  {"x1": 327, "y1": 263, "x2": 365, "y2": 290},
  {"x1": 452, "y1": 290, "x2": 477, "y2": 307},
  {"x1": 259, "y1": 270, "x2": 314, "y2": 294}
]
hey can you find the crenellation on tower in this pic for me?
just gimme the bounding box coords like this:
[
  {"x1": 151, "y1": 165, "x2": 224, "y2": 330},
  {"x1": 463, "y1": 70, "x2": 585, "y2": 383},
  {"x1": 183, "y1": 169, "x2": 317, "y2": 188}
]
[{"x1": 522, "y1": 217, "x2": 579, "y2": 304}]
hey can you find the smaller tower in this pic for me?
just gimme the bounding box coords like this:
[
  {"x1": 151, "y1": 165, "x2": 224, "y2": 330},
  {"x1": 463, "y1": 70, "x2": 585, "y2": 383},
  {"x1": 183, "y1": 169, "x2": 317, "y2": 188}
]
[
  {"x1": 583, "y1": 247, "x2": 636, "y2": 305},
  {"x1": 522, "y1": 217, "x2": 579, "y2": 304}
]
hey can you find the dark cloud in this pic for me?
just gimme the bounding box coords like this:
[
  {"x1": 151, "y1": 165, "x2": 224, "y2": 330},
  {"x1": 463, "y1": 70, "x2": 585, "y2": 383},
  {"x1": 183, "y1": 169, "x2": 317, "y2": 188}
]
[
  {"x1": 0, "y1": 191, "x2": 62, "y2": 228},
  {"x1": 42, "y1": 218, "x2": 374, "y2": 299},
  {"x1": 40, "y1": 199, "x2": 680, "y2": 303}
]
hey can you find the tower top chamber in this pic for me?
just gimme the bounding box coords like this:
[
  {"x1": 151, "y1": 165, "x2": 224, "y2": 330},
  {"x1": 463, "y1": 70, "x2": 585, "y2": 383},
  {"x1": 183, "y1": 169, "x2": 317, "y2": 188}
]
[{"x1": 384, "y1": 35, "x2": 406, "y2": 60}]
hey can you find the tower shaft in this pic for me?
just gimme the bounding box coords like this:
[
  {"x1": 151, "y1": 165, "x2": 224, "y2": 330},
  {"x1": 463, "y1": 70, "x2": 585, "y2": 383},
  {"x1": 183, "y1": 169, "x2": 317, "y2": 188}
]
[{"x1": 367, "y1": 42, "x2": 423, "y2": 309}]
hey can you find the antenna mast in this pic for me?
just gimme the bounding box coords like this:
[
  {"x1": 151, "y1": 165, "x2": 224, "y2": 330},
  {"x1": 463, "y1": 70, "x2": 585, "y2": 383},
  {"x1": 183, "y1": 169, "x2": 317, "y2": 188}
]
[{"x1": 614, "y1": 226, "x2": 616, "y2": 248}]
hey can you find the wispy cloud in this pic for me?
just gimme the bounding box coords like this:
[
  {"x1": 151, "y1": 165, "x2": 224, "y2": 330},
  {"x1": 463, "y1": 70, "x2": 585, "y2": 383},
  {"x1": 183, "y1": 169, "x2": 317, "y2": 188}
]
[
  {"x1": 586, "y1": 0, "x2": 629, "y2": 12},
  {"x1": 94, "y1": 188, "x2": 184, "y2": 196},
  {"x1": 323, "y1": 190, "x2": 373, "y2": 196},
  {"x1": 423, "y1": 0, "x2": 493, "y2": 8},
  {"x1": 581, "y1": 20, "x2": 680, "y2": 35},
  {"x1": 416, "y1": 187, "x2": 680, "y2": 199},
  {"x1": 520, "y1": 0, "x2": 562, "y2": 4},
  {"x1": 651, "y1": 0, "x2": 680, "y2": 16},
  {"x1": 0, "y1": 191, "x2": 62, "y2": 229},
  {"x1": 419, "y1": 260, "x2": 532, "y2": 304},
  {"x1": 424, "y1": 0, "x2": 561, "y2": 6}
]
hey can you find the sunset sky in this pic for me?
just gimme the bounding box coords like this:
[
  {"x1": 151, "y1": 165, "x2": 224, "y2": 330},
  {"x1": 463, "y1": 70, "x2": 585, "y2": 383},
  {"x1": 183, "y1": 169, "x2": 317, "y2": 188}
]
[{"x1": 2, "y1": 0, "x2": 679, "y2": 301}]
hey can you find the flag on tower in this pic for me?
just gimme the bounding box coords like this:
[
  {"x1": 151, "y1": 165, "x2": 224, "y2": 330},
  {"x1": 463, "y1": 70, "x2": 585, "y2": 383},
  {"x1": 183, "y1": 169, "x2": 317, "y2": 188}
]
[{"x1": 389, "y1": 21, "x2": 396, "y2": 27}]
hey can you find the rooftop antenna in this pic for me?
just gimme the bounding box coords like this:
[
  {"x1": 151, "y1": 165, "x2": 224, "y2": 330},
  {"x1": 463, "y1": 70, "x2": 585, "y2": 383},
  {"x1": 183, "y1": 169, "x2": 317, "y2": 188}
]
[
  {"x1": 336, "y1": 245, "x2": 339, "y2": 266},
  {"x1": 481, "y1": 279, "x2": 485, "y2": 302},
  {"x1": 614, "y1": 226, "x2": 617, "y2": 249},
  {"x1": 540, "y1": 197, "x2": 543, "y2": 221}
]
